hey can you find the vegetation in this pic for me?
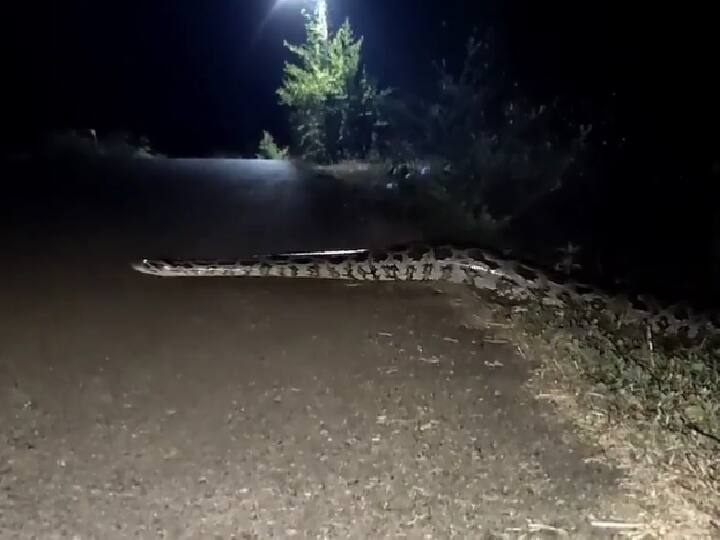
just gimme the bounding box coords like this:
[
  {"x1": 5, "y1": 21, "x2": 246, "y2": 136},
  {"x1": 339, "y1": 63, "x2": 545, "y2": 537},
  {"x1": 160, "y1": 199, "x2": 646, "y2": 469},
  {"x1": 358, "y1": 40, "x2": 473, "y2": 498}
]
[
  {"x1": 493, "y1": 291, "x2": 720, "y2": 535},
  {"x1": 256, "y1": 131, "x2": 289, "y2": 160},
  {"x1": 385, "y1": 34, "x2": 592, "y2": 233},
  {"x1": 43, "y1": 129, "x2": 159, "y2": 159},
  {"x1": 278, "y1": 5, "x2": 388, "y2": 162},
  {"x1": 277, "y1": 19, "x2": 590, "y2": 237}
]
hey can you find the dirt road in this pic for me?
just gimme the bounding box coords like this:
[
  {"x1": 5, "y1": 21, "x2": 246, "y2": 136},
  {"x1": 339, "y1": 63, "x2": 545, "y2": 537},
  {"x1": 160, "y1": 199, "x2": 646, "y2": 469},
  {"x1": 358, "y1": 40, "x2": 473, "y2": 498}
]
[{"x1": 0, "y1": 158, "x2": 644, "y2": 537}]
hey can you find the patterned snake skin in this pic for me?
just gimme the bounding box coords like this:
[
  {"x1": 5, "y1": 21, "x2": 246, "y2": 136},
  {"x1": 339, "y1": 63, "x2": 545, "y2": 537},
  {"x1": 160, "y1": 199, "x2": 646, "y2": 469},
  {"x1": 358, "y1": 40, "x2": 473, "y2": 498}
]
[{"x1": 132, "y1": 245, "x2": 718, "y2": 339}]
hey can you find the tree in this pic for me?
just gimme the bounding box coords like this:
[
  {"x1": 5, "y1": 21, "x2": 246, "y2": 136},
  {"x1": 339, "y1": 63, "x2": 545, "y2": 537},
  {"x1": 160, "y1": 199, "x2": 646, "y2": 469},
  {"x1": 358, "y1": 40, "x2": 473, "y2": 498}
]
[{"x1": 277, "y1": 7, "x2": 386, "y2": 162}]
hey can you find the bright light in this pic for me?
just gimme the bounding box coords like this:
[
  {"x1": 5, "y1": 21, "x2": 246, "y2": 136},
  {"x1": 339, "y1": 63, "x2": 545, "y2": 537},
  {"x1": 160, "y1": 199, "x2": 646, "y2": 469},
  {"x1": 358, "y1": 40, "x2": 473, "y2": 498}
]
[
  {"x1": 274, "y1": 0, "x2": 319, "y2": 5},
  {"x1": 257, "y1": 0, "x2": 328, "y2": 47},
  {"x1": 273, "y1": 0, "x2": 321, "y2": 10},
  {"x1": 272, "y1": 0, "x2": 328, "y2": 40}
]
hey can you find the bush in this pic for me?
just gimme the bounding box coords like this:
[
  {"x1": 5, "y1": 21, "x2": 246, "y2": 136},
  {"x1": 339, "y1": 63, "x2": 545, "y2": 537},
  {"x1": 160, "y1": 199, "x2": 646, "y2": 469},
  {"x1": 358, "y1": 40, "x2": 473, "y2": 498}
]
[
  {"x1": 42, "y1": 129, "x2": 160, "y2": 159},
  {"x1": 385, "y1": 34, "x2": 590, "y2": 226},
  {"x1": 256, "y1": 131, "x2": 289, "y2": 160}
]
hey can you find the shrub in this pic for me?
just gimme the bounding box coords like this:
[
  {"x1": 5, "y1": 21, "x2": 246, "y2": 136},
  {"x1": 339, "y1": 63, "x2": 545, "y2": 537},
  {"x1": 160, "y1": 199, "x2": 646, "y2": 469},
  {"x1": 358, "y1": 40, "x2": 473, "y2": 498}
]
[
  {"x1": 256, "y1": 131, "x2": 289, "y2": 160},
  {"x1": 385, "y1": 34, "x2": 591, "y2": 226},
  {"x1": 42, "y1": 129, "x2": 160, "y2": 159}
]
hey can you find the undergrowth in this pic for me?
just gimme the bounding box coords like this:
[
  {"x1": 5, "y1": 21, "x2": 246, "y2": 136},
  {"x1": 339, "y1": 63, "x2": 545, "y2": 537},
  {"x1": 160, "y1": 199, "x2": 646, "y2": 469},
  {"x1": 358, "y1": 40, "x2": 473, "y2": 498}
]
[{"x1": 494, "y1": 293, "x2": 720, "y2": 536}]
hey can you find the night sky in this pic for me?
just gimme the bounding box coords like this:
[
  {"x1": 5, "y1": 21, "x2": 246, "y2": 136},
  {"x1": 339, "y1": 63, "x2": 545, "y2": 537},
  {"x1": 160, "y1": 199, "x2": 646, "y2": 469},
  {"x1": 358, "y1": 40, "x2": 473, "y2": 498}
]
[{"x1": 8, "y1": 0, "x2": 717, "y2": 164}]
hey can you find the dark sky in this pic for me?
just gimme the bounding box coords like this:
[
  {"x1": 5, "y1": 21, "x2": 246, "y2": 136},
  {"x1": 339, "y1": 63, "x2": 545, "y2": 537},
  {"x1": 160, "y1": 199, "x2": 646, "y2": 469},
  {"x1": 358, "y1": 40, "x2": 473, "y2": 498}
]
[{"x1": 6, "y1": 1, "x2": 719, "y2": 162}]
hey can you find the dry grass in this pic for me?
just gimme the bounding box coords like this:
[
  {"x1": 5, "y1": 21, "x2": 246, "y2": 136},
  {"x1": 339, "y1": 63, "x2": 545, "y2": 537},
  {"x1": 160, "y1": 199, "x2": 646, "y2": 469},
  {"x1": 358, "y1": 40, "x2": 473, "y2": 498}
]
[{"x1": 482, "y1": 293, "x2": 720, "y2": 538}]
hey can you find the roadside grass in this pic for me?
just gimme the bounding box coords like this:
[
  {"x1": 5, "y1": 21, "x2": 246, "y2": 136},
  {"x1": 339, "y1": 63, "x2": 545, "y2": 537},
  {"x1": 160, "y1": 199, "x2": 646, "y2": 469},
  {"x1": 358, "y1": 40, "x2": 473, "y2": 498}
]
[{"x1": 482, "y1": 290, "x2": 720, "y2": 537}]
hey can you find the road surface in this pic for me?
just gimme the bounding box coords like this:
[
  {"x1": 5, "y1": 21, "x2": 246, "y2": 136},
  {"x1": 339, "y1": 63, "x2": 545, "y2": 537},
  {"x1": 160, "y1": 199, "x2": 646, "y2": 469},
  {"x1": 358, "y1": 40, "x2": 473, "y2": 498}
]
[{"x1": 0, "y1": 157, "x2": 644, "y2": 537}]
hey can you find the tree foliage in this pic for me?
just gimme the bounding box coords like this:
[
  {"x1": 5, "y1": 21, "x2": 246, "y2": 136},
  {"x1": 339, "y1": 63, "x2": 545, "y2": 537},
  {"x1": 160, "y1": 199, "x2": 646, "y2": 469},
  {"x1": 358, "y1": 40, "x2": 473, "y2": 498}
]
[{"x1": 278, "y1": 8, "x2": 387, "y2": 162}]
